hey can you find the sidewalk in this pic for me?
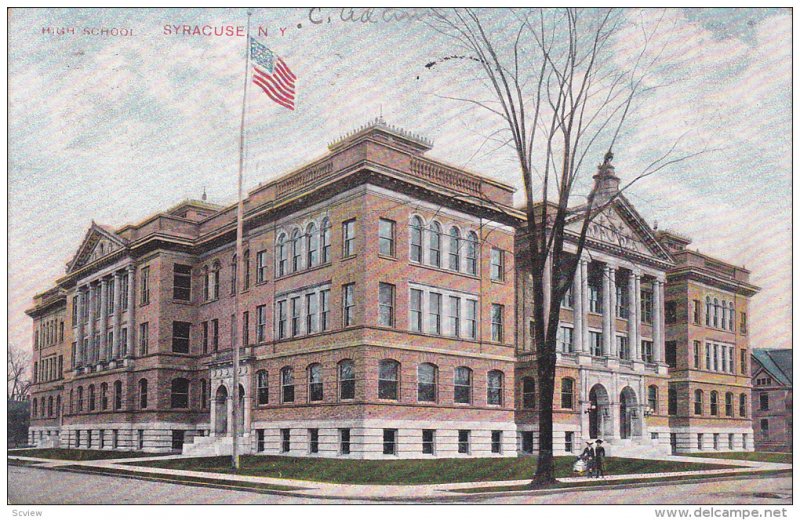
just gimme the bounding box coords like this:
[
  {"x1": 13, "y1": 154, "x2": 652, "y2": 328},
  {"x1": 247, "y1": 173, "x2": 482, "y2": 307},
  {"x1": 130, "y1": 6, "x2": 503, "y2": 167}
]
[{"x1": 7, "y1": 453, "x2": 792, "y2": 500}]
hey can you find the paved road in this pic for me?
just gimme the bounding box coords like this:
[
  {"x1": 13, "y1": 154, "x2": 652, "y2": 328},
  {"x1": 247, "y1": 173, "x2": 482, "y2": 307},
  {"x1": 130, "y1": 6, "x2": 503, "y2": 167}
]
[{"x1": 8, "y1": 466, "x2": 792, "y2": 505}]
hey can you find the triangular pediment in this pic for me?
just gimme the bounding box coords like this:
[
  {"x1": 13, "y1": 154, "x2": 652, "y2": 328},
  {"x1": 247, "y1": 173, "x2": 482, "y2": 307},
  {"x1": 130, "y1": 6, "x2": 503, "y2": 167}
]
[{"x1": 66, "y1": 222, "x2": 128, "y2": 273}]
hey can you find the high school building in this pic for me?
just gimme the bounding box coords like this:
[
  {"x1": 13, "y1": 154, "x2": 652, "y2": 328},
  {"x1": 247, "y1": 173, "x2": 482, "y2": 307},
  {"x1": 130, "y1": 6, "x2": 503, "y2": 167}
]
[{"x1": 26, "y1": 120, "x2": 757, "y2": 457}]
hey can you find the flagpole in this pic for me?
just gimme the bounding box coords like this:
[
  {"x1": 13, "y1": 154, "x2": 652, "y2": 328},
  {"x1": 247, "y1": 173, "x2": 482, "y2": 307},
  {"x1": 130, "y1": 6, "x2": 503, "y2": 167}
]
[{"x1": 231, "y1": 10, "x2": 252, "y2": 472}]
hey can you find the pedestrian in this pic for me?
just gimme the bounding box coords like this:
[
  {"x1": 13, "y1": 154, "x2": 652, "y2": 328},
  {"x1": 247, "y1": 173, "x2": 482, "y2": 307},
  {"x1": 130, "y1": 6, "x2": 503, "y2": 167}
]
[{"x1": 594, "y1": 439, "x2": 606, "y2": 478}]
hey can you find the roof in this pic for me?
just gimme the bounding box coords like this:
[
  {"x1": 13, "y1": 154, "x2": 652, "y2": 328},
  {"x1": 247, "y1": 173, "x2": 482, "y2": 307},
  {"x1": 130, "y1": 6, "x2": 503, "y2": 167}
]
[{"x1": 752, "y1": 349, "x2": 792, "y2": 386}]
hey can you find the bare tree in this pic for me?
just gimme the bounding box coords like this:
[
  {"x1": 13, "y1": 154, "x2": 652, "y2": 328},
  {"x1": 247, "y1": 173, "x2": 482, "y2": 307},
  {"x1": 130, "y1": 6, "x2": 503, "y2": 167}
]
[
  {"x1": 429, "y1": 8, "x2": 702, "y2": 485},
  {"x1": 8, "y1": 346, "x2": 31, "y2": 402}
]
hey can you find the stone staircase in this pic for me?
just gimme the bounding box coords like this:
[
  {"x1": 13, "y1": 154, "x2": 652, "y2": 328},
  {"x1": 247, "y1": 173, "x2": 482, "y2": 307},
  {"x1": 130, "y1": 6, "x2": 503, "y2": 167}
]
[
  {"x1": 603, "y1": 437, "x2": 672, "y2": 459},
  {"x1": 182, "y1": 434, "x2": 252, "y2": 457}
]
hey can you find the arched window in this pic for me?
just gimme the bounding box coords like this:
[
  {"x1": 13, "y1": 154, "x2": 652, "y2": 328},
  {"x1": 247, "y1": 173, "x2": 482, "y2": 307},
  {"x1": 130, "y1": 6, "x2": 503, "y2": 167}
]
[
  {"x1": 77, "y1": 386, "x2": 84, "y2": 412},
  {"x1": 466, "y1": 231, "x2": 478, "y2": 275},
  {"x1": 338, "y1": 359, "x2": 355, "y2": 400},
  {"x1": 721, "y1": 300, "x2": 728, "y2": 330},
  {"x1": 211, "y1": 261, "x2": 221, "y2": 300},
  {"x1": 281, "y1": 367, "x2": 295, "y2": 403},
  {"x1": 429, "y1": 221, "x2": 442, "y2": 267},
  {"x1": 561, "y1": 378, "x2": 574, "y2": 409},
  {"x1": 276, "y1": 233, "x2": 288, "y2": 277},
  {"x1": 230, "y1": 254, "x2": 237, "y2": 295},
  {"x1": 202, "y1": 266, "x2": 210, "y2": 301},
  {"x1": 321, "y1": 218, "x2": 331, "y2": 263},
  {"x1": 308, "y1": 363, "x2": 323, "y2": 402},
  {"x1": 705, "y1": 296, "x2": 711, "y2": 326},
  {"x1": 69, "y1": 389, "x2": 74, "y2": 414},
  {"x1": 56, "y1": 395, "x2": 61, "y2": 417},
  {"x1": 243, "y1": 249, "x2": 251, "y2": 289},
  {"x1": 487, "y1": 370, "x2": 504, "y2": 406},
  {"x1": 448, "y1": 227, "x2": 461, "y2": 271},
  {"x1": 710, "y1": 390, "x2": 718, "y2": 416},
  {"x1": 522, "y1": 377, "x2": 536, "y2": 409},
  {"x1": 171, "y1": 378, "x2": 190, "y2": 409},
  {"x1": 739, "y1": 393, "x2": 747, "y2": 417},
  {"x1": 417, "y1": 363, "x2": 437, "y2": 402},
  {"x1": 100, "y1": 382, "x2": 108, "y2": 410},
  {"x1": 256, "y1": 370, "x2": 268, "y2": 405},
  {"x1": 713, "y1": 298, "x2": 719, "y2": 328},
  {"x1": 47, "y1": 396, "x2": 53, "y2": 417},
  {"x1": 668, "y1": 386, "x2": 677, "y2": 415},
  {"x1": 200, "y1": 379, "x2": 208, "y2": 409},
  {"x1": 409, "y1": 216, "x2": 423, "y2": 262},
  {"x1": 648, "y1": 385, "x2": 658, "y2": 414},
  {"x1": 138, "y1": 379, "x2": 148, "y2": 409},
  {"x1": 378, "y1": 359, "x2": 399, "y2": 400},
  {"x1": 725, "y1": 392, "x2": 734, "y2": 417},
  {"x1": 729, "y1": 302, "x2": 735, "y2": 331},
  {"x1": 694, "y1": 389, "x2": 703, "y2": 415},
  {"x1": 291, "y1": 229, "x2": 302, "y2": 272},
  {"x1": 40, "y1": 397, "x2": 46, "y2": 418},
  {"x1": 32, "y1": 398, "x2": 37, "y2": 417},
  {"x1": 454, "y1": 366, "x2": 472, "y2": 404},
  {"x1": 88, "y1": 384, "x2": 96, "y2": 411},
  {"x1": 307, "y1": 223, "x2": 318, "y2": 267}
]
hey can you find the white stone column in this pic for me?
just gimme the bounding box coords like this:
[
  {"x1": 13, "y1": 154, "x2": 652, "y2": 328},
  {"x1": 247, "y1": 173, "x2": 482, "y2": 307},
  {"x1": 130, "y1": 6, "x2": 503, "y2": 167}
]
[
  {"x1": 573, "y1": 259, "x2": 585, "y2": 353},
  {"x1": 76, "y1": 288, "x2": 85, "y2": 367},
  {"x1": 580, "y1": 259, "x2": 590, "y2": 353},
  {"x1": 653, "y1": 279, "x2": 664, "y2": 363},
  {"x1": 112, "y1": 271, "x2": 122, "y2": 359},
  {"x1": 609, "y1": 266, "x2": 617, "y2": 356},
  {"x1": 126, "y1": 265, "x2": 136, "y2": 358},
  {"x1": 635, "y1": 274, "x2": 642, "y2": 358},
  {"x1": 99, "y1": 278, "x2": 108, "y2": 362},
  {"x1": 87, "y1": 283, "x2": 96, "y2": 364},
  {"x1": 628, "y1": 270, "x2": 639, "y2": 360},
  {"x1": 602, "y1": 264, "x2": 614, "y2": 356}
]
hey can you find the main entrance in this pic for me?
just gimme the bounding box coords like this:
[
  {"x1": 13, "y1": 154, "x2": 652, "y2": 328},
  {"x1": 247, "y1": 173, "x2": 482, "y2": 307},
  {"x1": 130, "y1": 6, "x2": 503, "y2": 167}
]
[
  {"x1": 589, "y1": 384, "x2": 610, "y2": 439},
  {"x1": 215, "y1": 385, "x2": 228, "y2": 435},
  {"x1": 619, "y1": 386, "x2": 638, "y2": 439}
]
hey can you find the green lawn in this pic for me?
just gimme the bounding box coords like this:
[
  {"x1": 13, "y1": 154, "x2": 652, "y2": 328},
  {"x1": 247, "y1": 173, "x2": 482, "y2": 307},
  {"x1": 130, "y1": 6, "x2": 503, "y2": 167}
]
[
  {"x1": 7, "y1": 448, "x2": 164, "y2": 461},
  {"x1": 685, "y1": 452, "x2": 792, "y2": 464},
  {"x1": 129, "y1": 455, "x2": 734, "y2": 485}
]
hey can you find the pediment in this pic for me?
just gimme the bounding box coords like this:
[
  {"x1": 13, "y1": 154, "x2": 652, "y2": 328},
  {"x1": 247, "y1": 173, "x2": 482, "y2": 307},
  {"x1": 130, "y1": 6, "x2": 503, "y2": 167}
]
[{"x1": 66, "y1": 222, "x2": 127, "y2": 273}]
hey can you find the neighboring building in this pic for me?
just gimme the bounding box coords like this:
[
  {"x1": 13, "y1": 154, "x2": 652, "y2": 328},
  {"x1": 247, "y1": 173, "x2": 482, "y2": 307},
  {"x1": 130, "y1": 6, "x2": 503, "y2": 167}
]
[
  {"x1": 26, "y1": 120, "x2": 760, "y2": 458},
  {"x1": 751, "y1": 349, "x2": 792, "y2": 452}
]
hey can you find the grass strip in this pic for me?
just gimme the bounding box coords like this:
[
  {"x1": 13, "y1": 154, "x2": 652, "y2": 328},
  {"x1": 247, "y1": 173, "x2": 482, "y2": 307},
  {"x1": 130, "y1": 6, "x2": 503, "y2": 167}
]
[
  {"x1": 683, "y1": 452, "x2": 792, "y2": 464},
  {"x1": 7, "y1": 448, "x2": 165, "y2": 461}
]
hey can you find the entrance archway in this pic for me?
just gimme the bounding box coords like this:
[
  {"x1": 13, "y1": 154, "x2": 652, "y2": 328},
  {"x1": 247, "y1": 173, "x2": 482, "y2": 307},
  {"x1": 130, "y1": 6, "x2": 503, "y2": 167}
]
[
  {"x1": 619, "y1": 386, "x2": 639, "y2": 439},
  {"x1": 589, "y1": 384, "x2": 610, "y2": 439},
  {"x1": 237, "y1": 383, "x2": 245, "y2": 432},
  {"x1": 215, "y1": 385, "x2": 228, "y2": 435}
]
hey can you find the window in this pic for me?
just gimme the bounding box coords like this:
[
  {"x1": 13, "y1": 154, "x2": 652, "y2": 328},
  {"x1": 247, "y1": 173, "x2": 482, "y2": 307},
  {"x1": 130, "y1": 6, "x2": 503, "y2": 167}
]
[
  {"x1": 713, "y1": 433, "x2": 719, "y2": 451},
  {"x1": 277, "y1": 300, "x2": 287, "y2": 339},
  {"x1": 342, "y1": 219, "x2": 356, "y2": 257},
  {"x1": 558, "y1": 326, "x2": 574, "y2": 353},
  {"x1": 448, "y1": 227, "x2": 460, "y2": 270},
  {"x1": 561, "y1": 378, "x2": 574, "y2": 409},
  {"x1": 692, "y1": 299, "x2": 701, "y2": 324},
  {"x1": 338, "y1": 360, "x2": 355, "y2": 400},
  {"x1": 32, "y1": 399, "x2": 38, "y2": 417},
  {"x1": 383, "y1": 429, "x2": 397, "y2": 455},
  {"x1": 668, "y1": 386, "x2": 677, "y2": 415},
  {"x1": 211, "y1": 319, "x2": 219, "y2": 351},
  {"x1": 725, "y1": 392, "x2": 733, "y2": 417},
  {"x1": 77, "y1": 386, "x2": 84, "y2": 412},
  {"x1": 256, "y1": 429, "x2": 265, "y2": 452},
  {"x1": 589, "y1": 282, "x2": 602, "y2": 313},
  {"x1": 230, "y1": 314, "x2": 236, "y2": 348},
  {"x1": 617, "y1": 335, "x2": 630, "y2": 359},
  {"x1": 256, "y1": 305, "x2": 266, "y2": 343},
  {"x1": 740, "y1": 312, "x2": 747, "y2": 334},
  {"x1": 705, "y1": 296, "x2": 711, "y2": 326},
  {"x1": 211, "y1": 262, "x2": 220, "y2": 299},
  {"x1": 378, "y1": 359, "x2": 399, "y2": 400},
  {"x1": 429, "y1": 292, "x2": 442, "y2": 334},
  {"x1": 590, "y1": 331, "x2": 603, "y2": 357},
  {"x1": 491, "y1": 304, "x2": 504, "y2": 342},
  {"x1": 411, "y1": 289, "x2": 425, "y2": 332},
  {"x1": 291, "y1": 297, "x2": 301, "y2": 336},
  {"x1": 562, "y1": 283, "x2": 574, "y2": 309},
  {"x1": 641, "y1": 290, "x2": 653, "y2": 324},
  {"x1": 491, "y1": 431, "x2": 503, "y2": 454},
  {"x1": 760, "y1": 419, "x2": 769, "y2": 437},
  {"x1": 138, "y1": 322, "x2": 149, "y2": 356},
  {"x1": 454, "y1": 366, "x2": 472, "y2": 404},
  {"x1": 710, "y1": 391, "x2": 718, "y2": 416},
  {"x1": 308, "y1": 428, "x2": 319, "y2": 454},
  {"x1": 697, "y1": 433, "x2": 704, "y2": 450},
  {"x1": 564, "y1": 432, "x2": 574, "y2": 453},
  {"x1": 340, "y1": 428, "x2": 351, "y2": 455},
  {"x1": 378, "y1": 283, "x2": 395, "y2": 327},
  {"x1": 256, "y1": 370, "x2": 268, "y2": 405},
  {"x1": 202, "y1": 321, "x2": 209, "y2": 353},
  {"x1": 256, "y1": 250, "x2": 268, "y2": 283},
  {"x1": 321, "y1": 219, "x2": 331, "y2": 264},
  {"x1": 166, "y1": 378, "x2": 190, "y2": 410},
  {"x1": 739, "y1": 393, "x2": 747, "y2": 417},
  {"x1": 114, "y1": 381, "x2": 122, "y2": 410},
  {"x1": 694, "y1": 341, "x2": 701, "y2": 369},
  {"x1": 740, "y1": 350, "x2": 747, "y2": 374},
  {"x1": 172, "y1": 321, "x2": 191, "y2": 353},
  {"x1": 448, "y1": 296, "x2": 461, "y2": 337},
  {"x1": 379, "y1": 218, "x2": 395, "y2": 256},
  {"x1": 616, "y1": 284, "x2": 629, "y2": 318},
  {"x1": 72, "y1": 296, "x2": 78, "y2": 326},
  {"x1": 281, "y1": 367, "x2": 295, "y2": 403},
  {"x1": 321, "y1": 289, "x2": 330, "y2": 331},
  {"x1": 522, "y1": 377, "x2": 536, "y2": 409},
  {"x1": 112, "y1": 429, "x2": 118, "y2": 449},
  {"x1": 721, "y1": 300, "x2": 728, "y2": 330},
  {"x1": 521, "y1": 431, "x2": 534, "y2": 454},
  {"x1": 276, "y1": 234, "x2": 288, "y2": 277},
  {"x1": 759, "y1": 392, "x2": 769, "y2": 411},
  {"x1": 281, "y1": 429, "x2": 291, "y2": 453},
  {"x1": 666, "y1": 341, "x2": 677, "y2": 368},
  {"x1": 728, "y1": 302, "x2": 735, "y2": 331},
  {"x1": 101, "y1": 383, "x2": 108, "y2": 410},
  {"x1": 713, "y1": 298, "x2": 719, "y2": 327},
  {"x1": 648, "y1": 385, "x2": 658, "y2": 414},
  {"x1": 308, "y1": 364, "x2": 323, "y2": 402},
  {"x1": 713, "y1": 344, "x2": 719, "y2": 371},
  {"x1": 694, "y1": 389, "x2": 703, "y2": 415},
  {"x1": 665, "y1": 301, "x2": 676, "y2": 323},
  {"x1": 422, "y1": 429, "x2": 435, "y2": 454},
  {"x1": 487, "y1": 370, "x2": 503, "y2": 406},
  {"x1": 409, "y1": 216, "x2": 423, "y2": 262},
  {"x1": 291, "y1": 229, "x2": 302, "y2": 272},
  {"x1": 465, "y1": 231, "x2": 478, "y2": 275},
  {"x1": 429, "y1": 221, "x2": 441, "y2": 266},
  {"x1": 466, "y1": 300, "x2": 478, "y2": 339},
  {"x1": 306, "y1": 293, "x2": 318, "y2": 334},
  {"x1": 490, "y1": 248, "x2": 504, "y2": 281},
  {"x1": 137, "y1": 429, "x2": 144, "y2": 450},
  {"x1": 88, "y1": 385, "x2": 96, "y2": 411},
  {"x1": 201, "y1": 379, "x2": 208, "y2": 409},
  {"x1": 417, "y1": 363, "x2": 437, "y2": 402},
  {"x1": 642, "y1": 340, "x2": 654, "y2": 363},
  {"x1": 705, "y1": 343, "x2": 711, "y2": 370},
  {"x1": 230, "y1": 254, "x2": 237, "y2": 295},
  {"x1": 728, "y1": 346, "x2": 735, "y2": 373},
  {"x1": 458, "y1": 430, "x2": 470, "y2": 454},
  {"x1": 307, "y1": 223, "x2": 318, "y2": 267},
  {"x1": 243, "y1": 250, "x2": 251, "y2": 289},
  {"x1": 140, "y1": 267, "x2": 150, "y2": 305}
]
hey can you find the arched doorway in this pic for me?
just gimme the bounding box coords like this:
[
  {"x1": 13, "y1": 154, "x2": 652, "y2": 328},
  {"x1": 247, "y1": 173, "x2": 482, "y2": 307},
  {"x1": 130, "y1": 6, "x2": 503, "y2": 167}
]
[
  {"x1": 215, "y1": 385, "x2": 228, "y2": 435},
  {"x1": 589, "y1": 384, "x2": 610, "y2": 439},
  {"x1": 619, "y1": 386, "x2": 638, "y2": 439}
]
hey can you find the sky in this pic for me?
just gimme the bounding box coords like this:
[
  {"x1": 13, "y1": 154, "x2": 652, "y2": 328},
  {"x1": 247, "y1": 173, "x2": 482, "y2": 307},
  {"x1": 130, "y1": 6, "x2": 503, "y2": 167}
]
[{"x1": 8, "y1": 8, "x2": 791, "y2": 356}]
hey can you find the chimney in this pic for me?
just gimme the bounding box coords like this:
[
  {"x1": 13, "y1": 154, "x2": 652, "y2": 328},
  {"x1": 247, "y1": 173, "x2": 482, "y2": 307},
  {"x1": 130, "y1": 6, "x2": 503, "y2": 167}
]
[{"x1": 590, "y1": 150, "x2": 620, "y2": 206}]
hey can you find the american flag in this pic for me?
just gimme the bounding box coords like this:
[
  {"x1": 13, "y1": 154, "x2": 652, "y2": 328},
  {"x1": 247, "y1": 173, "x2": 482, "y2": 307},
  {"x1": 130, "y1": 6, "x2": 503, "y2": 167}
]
[{"x1": 250, "y1": 37, "x2": 296, "y2": 111}]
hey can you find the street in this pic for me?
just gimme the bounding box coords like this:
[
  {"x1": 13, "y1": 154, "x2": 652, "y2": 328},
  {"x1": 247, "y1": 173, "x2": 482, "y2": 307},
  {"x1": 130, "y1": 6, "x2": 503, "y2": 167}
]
[{"x1": 8, "y1": 465, "x2": 791, "y2": 505}]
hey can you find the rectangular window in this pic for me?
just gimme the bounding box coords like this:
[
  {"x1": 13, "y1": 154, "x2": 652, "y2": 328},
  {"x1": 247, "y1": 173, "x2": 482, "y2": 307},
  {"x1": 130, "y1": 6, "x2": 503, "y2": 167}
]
[
  {"x1": 589, "y1": 283, "x2": 602, "y2": 313},
  {"x1": 256, "y1": 250, "x2": 267, "y2": 283},
  {"x1": 760, "y1": 419, "x2": 769, "y2": 437},
  {"x1": 140, "y1": 267, "x2": 150, "y2": 305},
  {"x1": 211, "y1": 319, "x2": 219, "y2": 351},
  {"x1": 665, "y1": 341, "x2": 677, "y2": 368},
  {"x1": 121, "y1": 274, "x2": 129, "y2": 311},
  {"x1": 590, "y1": 331, "x2": 603, "y2": 357},
  {"x1": 521, "y1": 431, "x2": 534, "y2": 454},
  {"x1": 378, "y1": 218, "x2": 395, "y2": 257},
  {"x1": 342, "y1": 283, "x2": 355, "y2": 326},
  {"x1": 72, "y1": 296, "x2": 78, "y2": 326},
  {"x1": 740, "y1": 312, "x2": 747, "y2": 334},
  {"x1": 616, "y1": 285, "x2": 629, "y2": 319},
  {"x1": 340, "y1": 428, "x2": 351, "y2": 455},
  {"x1": 491, "y1": 431, "x2": 502, "y2": 454},
  {"x1": 383, "y1": 429, "x2": 397, "y2": 455},
  {"x1": 257, "y1": 429, "x2": 265, "y2": 452},
  {"x1": 281, "y1": 429, "x2": 291, "y2": 453},
  {"x1": 173, "y1": 264, "x2": 192, "y2": 301},
  {"x1": 706, "y1": 343, "x2": 712, "y2": 370},
  {"x1": 729, "y1": 346, "x2": 735, "y2": 374},
  {"x1": 378, "y1": 283, "x2": 395, "y2": 327},
  {"x1": 491, "y1": 304, "x2": 504, "y2": 342},
  {"x1": 306, "y1": 293, "x2": 318, "y2": 334},
  {"x1": 665, "y1": 301, "x2": 677, "y2": 324},
  {"x1": 693, "y1": 299, "x2": 701, "y2": 324},
  {"x1": 466, "y1": 300, "x2": 477, "y2": 339},
  {"x1": 202, "y1": 321, "x2": 209, "y2": 354},
  {"x1": 642, "y1": 340, "x2": 654, "y2": 363},
  {"x1": 320, "y1": 289, "x2": 330, "y2": 331},
  {"x1": 759, "y1": 393, "x2": 769, "y2": 411},
  {"x1": 291, "y1": 297, "x2": 301, "y2": 336},
  {"x1": 713, "y1": 344, "x2": 719, "y2": 371},
  {"x1": 490, "y1": 248, "x2": 504, "y2": 281},
  {"x1": 694, "y1": 341, "x2": 701, "y2": 369},
  {"x1": 139, "y1": 322, "x2": 149, "y2": 356},
  {"x1": 172, "y1": 322, "x2": 190, "y2": 353},
  {"x1": 309, "y1": 429, "x2": 319, "y2": 454},
  {"x1": 429, "y1": 292, "x2": 442, "y2": 334},
  {"x1": 713, "y1": 433, "x2": 719, "y2": 451},
  {"x1": 255, "y1": 305, "x2": 266, "y2": 343},
  {"x1": 565, "y1": 432, "x2": 574, "y2": 453},
  {"x1": 343, "y1": 219, "x2": 356, "y2": 257},
  {"x1": 617, "y1": 335, "x2": 630, "y2": 359},
  {"x1": 422, "y1": 429, "x2": 435, "y2": 455},
  {"x1": 410, "y1": 289, "x2": 423, "y2": 332},
  {"x1": 697, "y1": 433, "x2": 703, "y2": 450},
  {"x1": 740, "y1": 350, "x2": 747, "y2": 375},
  {"x1": 562, "y1": 284, "x2": 574, "y2": 309},
  {"x1": 558, "y1": 326, "x2": 574, "y2": 353},
  {"x1": 457, "y1": 430, "x2": 470, "y2": 454},
  {"x1": 448, "y1": 296, "x2": 461, "y2": 337},
  {"x1": 277, "y1": 300, "x2": 287, "y2": 339},
  {"x1": 641, "y1": 290, "x2": 653, "y2": 324}
]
